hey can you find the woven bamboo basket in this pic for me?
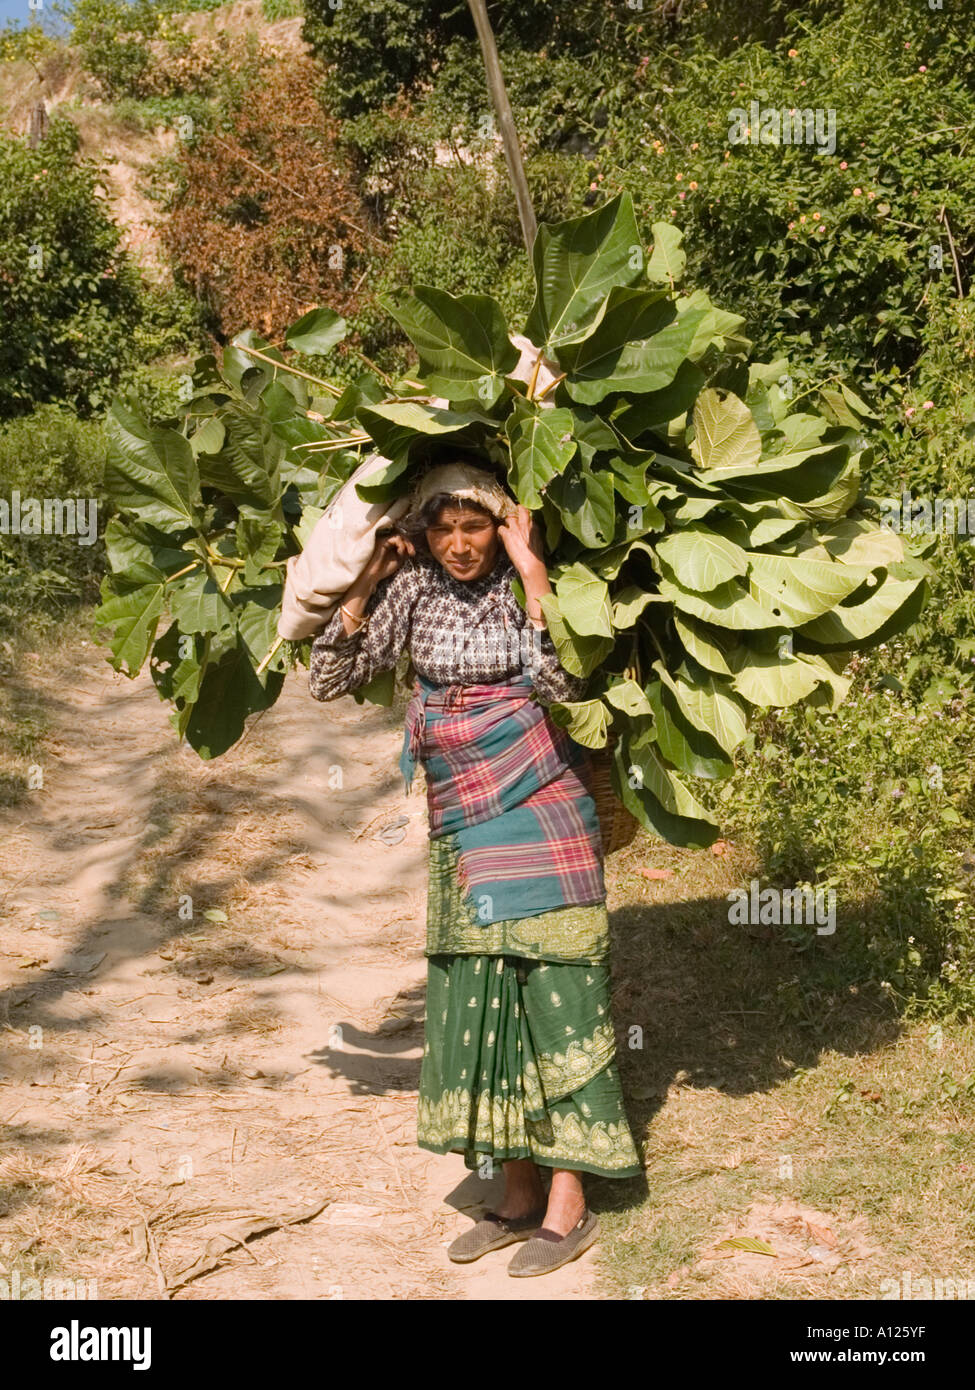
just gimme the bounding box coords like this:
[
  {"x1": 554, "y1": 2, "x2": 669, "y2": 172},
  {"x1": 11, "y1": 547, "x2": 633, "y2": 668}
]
[{"x1": 588, "y1": 736, "x2": 640, "y2": 857}]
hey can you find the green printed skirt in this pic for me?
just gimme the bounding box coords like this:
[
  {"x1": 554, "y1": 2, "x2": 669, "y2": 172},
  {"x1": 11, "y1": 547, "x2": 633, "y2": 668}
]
[{"x1": 417, "y1": 838, "x2": 642, "y2": 1179}]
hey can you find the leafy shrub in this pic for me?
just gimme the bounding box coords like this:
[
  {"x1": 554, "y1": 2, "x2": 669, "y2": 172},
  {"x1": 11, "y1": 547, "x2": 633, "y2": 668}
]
[
  {"x1": 55, "y1": 0, "x2": 162, "y2": 99},
  {"x1": 0, "y1": 19, "x2": 59, "y2": 64},
  {"x1": 0, "y1": 403, "x2": 108, "y2": 635},
  {"x1": 0, "y1": 115, "x2": 144, "y2": 420},
  {"x1": 303, "y1": 0, "x2": 641, "y2": 120},
  {"x1": 601, "y1": 0, "x2": 975, "y2": 384}
]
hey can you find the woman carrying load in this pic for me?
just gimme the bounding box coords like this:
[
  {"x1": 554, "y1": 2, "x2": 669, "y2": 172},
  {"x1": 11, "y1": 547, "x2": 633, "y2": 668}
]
[{"x1": 309, "y1": 460, "x2": 641, "y2": 1278}]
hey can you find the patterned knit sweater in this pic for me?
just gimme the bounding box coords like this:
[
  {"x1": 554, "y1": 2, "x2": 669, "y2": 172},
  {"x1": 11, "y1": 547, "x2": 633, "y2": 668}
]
[{"x1": 308, "y1": 553, "x2": 587, "y2": 705}]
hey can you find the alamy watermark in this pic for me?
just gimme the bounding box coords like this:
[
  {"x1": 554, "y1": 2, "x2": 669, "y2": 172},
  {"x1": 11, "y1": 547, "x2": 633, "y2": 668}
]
[
  {"x1": 0, "y1": 1270, "x2": 98, "y2": 1299},
  {"x1": 0, "y1": 491, "x2": 98, "y2": 547},
  {"x1": 429, "y1": 624, "x2": 544, "y2": 674},
  {"x1": 727, "y1": 879, "x2": 836, "y2": 935},
  {"x1": 879, "y1": 490, "x2": 975, "y2": 535},
  {"x1": 728, "y1": 101, "x2": 836, "y2": 156},
  {"x1": 880, "y1": 1271, "x2": 975, "y2": 1300}
]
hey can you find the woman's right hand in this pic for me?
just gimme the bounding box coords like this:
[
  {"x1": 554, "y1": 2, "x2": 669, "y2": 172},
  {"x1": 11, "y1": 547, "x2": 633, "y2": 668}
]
[{"x1": 364, "y1": 532, "x2": 414, "y2": 584}]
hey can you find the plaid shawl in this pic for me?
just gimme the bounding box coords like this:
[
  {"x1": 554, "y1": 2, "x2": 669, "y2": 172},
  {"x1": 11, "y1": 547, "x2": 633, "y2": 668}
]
[{"x1": 400, "y1": 674, "x2": 605, "y2": 923}]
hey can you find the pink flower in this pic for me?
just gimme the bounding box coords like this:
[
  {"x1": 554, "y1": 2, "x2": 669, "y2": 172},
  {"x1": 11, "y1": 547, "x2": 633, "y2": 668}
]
[
  {"x1": 919, "y1": 65, "x2": 927, "y2": 72},
  {"x1": 840, "y1": 161, "x2": 848, "y2": 169},
  {"x1": 678, "y1": 191, "x2": 686, "y2": 199},
  {"x1": 788, "y1": 48, "x2": 798, "y2": 57},
  {"x1": 905, "y1": 407, "x2": 915, "y2": 418},
  {"x1": 853, "y1": 187, "x2": 862, "y2": 196},
  {"x1": 589, "y1": 182, "x2": 597, "y2": 191},
  {"x1": 922, "y1": 400, "x2": 934, "y2": 409}
]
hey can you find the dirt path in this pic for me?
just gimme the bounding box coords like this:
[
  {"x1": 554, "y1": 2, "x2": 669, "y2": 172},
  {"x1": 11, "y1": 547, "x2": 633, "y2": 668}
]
[{"x1": 0, "y1": 637, "x2": 596, "y2": 1300}]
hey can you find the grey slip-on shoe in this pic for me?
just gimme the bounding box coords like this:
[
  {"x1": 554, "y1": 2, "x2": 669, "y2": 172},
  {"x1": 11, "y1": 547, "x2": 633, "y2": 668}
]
[
  {"x1": 446, "y1": 1208, "x2": 547, "y2": 1264},
  {"x1": 507, "y1": 1210, "x2": 599, "y2": 1277}
]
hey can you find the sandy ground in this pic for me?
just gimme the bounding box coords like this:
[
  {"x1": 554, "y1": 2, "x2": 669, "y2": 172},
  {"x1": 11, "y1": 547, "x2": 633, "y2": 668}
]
[{"x1": 0, "y1": 638, "x2": 597, "y2": 1300}]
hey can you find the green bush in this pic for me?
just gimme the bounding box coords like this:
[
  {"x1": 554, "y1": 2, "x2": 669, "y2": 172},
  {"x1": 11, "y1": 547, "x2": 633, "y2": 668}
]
[
  {"x1": 303, "y1": 0, "x2": 640, "y2": 120},
  {"x1": 54, "y1": 0, "x2": 162, "y2": 99},
  {"x1": 0, "y1": 404, "x2": 109, "y2": 636},
  {"x1": 0, "y1": 115, "x2": 144, "y2": 420},
  {"x1": 711, "y1": 296, "x2": 975, "y2": 1021},
  {"x1": 602, "y1": 0, "x2": 975, "y2": 384}
]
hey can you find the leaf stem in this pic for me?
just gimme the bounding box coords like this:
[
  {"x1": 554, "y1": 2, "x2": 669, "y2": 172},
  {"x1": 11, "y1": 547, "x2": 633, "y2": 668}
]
[
  {"x1": 535, "y1": 371, "x2": 566, "y2": 402},
  {"x1": 165, "y1": 561, "x2": 201, "y2": 584},
  {"x1": 232, "y1": 343, "x2": 342, "y2": 397},
  {"x1": 256, "y1": 634, "x2": 285, "y2": 675}
]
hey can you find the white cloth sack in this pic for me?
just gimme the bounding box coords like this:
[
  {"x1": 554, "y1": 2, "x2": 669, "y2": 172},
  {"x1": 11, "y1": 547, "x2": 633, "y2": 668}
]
[{"x1": 277, "y1": 452, "x2": 410, "y2": 640}]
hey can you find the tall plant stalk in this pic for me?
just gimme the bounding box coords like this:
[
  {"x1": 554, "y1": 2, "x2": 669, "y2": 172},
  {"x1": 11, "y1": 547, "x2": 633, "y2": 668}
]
[{"x1": 466, "y1": 0, "x2": 538, "y2": 254}]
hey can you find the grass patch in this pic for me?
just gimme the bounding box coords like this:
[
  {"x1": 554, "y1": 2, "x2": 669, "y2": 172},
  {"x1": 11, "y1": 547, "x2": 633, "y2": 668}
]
[{"x1": 594, "y1": 837, "x2": 975, "y2": 1299}]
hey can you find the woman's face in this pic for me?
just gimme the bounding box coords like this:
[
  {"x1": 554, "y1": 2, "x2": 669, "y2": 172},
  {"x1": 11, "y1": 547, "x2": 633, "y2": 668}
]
[{"x1": 426, "y1": 502, "x2": 499, "y2": 582}]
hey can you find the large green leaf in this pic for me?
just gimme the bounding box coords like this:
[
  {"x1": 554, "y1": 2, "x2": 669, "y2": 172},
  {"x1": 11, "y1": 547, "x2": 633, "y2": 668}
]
[
  {"x1": 656, "y1": 563, "x2": 784, "y2": 630},
  {"x1": 728, "y1": 646, "x2": 826, "y2": 707},
  {"x1": 168, "y1": 570, "x2": 236, "y2": 636},
  {"x1": 653, "y1": 661, "x2": 748, "y2": 758},
  {"x1": 646, "y1": 673, "x2": 733, "y2": 780},
  {"x1": 612, "y1": 360, "x2": 706, "y2": 440},
  {"x1": 747, "y1": 552, "x2": 873, "y2": 625},
  {"x1": 611, "y1": 736, "x2": 718, "y2": 848},
  {"x1": 673, "y1": 614, "x2": 735, "y2": 676},
  {"x1": 383, "y1": 286, "x2": 518, "y2": 406},
  {"x1": 556, "y1": 286, "x2": 672, "y2": 374},
  {"x1": 93, "y1": 563, "x2": 166, "y2": 676},
  {"x1": 612, "y1": 586, "x2": 668, "y2": 629},
  {"x1": 198, "y1": 402, "x2": 283, "y2": 510},
  {"x1": 705, "y1": 442, "x2": 852, "y2": 504},
  {"x1": 538, "y1": 592, "x2": 612, "y2": 676},
  {"x1": 505, "y1": 400, "x2": 577, "y2": 507},
  {"x1": 564, "y1": 304, "x2": 708, "y2": 406},
  {"x1": 357, "y1": 401, "x2": 493, "y2": 464},
  {"x1": 798, "y1": 574, "x2": 928, "y2": 650},
  {"x1": 150, "y1": 623, "x2": 203, "y2": 708},
  {"x1": 525, "y1": 193, "x2": 644, "y2": 351},
  {"x1": 103, "y1": 517, "x2": 192, "y2": 576},
  {"x1": 676, "y1": 290, "x2": 749, "y2": 361},
  {"x1": 184, "y1": 638, "x2": 285, "y2": 760},
  {"x1": 605, "y1": 678, "x2": 654, "y2": 718},
  {"x1": 555, "y1": 562, "x2": 614, "y2": 637},
  {"x1": 691, "y1": 388, "x2": 762, "y2": 473},
  {"x1": 818, "y1": 516, "x2": 905, "y2": 567},
  {"x1": 105, "y1": 401, "x2": 202, "y2": 531},
  {"x1": 645, "y1": 222, "x2": 686, "y2": 288},
  {"x1": 284, "y1": 305, "x2": 347, "y2": 356},
  {"x1": 655, "y1": 527, "x2": 749, "y2": 590},
  {"x1": 547, "y1": 698, "x2": 611, "y2": 748},
  {"x1": 545, "y1": 462, "x2": 616, "y2": 547},
  {"x1": 236, "y1": 588, "x2": 282, "y2": 666}
]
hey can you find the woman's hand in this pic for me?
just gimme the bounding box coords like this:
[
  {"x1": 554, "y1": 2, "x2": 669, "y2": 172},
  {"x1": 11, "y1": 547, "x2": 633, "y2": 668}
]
[
  {"x1": 363, "y1": 532, "x2": 415, "y2": 584},
  {"x1": 497, "y1": 505, "x2": 546, "y2": 580}
]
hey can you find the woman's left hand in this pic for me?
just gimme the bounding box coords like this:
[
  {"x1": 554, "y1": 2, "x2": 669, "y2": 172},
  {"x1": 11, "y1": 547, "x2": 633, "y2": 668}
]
[{"x1": 498, "y1": 505, "x2": 546, "y2": 578}]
